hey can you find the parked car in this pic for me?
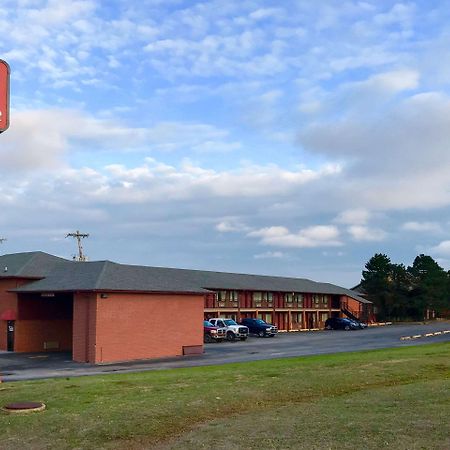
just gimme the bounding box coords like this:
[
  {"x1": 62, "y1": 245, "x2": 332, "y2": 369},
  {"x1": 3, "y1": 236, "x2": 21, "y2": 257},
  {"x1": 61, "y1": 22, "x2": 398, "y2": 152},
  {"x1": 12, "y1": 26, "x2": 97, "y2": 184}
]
[
  {"x1": 203, "y1": 320, "x2": 226, "y2": 343},
  {"x1": 349, "y1": 319, "x2": 367, "y2": 329},
  {"x1": 208, "y1": 318, "x2": 249, "y2": 341},
  {"x1": 324, "y1": 317, "x2": 360, "y2": 330},
  {"x1": 240, "y1": 318, "x2": 278, "y2": 337}
]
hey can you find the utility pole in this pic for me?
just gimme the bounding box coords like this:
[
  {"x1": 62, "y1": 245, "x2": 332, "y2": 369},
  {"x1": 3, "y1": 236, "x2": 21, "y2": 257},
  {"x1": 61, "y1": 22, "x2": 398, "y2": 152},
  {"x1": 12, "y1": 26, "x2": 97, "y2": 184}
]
[
  {"x1": 66, "y1": 230, "x2": 89, "y2": 261},
  {"x1": 0, "y1": 237, "x2": 6, "y2": 255}
]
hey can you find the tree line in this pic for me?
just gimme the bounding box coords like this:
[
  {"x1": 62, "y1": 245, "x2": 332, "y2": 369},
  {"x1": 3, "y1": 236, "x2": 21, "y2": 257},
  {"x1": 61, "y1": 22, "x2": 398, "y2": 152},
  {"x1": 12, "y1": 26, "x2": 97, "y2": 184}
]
[{"x1": 360, "y1": 253, "x2": 450, "y2": 321}]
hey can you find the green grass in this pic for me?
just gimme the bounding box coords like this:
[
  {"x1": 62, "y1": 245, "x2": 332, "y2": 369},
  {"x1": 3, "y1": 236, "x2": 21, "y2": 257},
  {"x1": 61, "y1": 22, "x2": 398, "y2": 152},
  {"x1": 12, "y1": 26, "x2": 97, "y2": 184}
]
[{"x1": 1, "y1": 343, "x2": 449, "y2": 449}]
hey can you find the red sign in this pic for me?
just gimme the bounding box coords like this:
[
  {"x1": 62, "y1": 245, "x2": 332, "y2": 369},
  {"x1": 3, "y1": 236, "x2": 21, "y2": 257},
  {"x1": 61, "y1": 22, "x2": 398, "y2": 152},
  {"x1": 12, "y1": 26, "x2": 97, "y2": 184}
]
[{"x1": 0, "y1": 60, "x2": 10, "y2": 133}]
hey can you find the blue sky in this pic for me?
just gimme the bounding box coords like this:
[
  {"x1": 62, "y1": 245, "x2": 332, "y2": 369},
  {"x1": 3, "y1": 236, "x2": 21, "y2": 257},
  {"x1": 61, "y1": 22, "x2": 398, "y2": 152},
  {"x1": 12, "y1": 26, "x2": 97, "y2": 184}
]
[{"x1": 1, "y1": 0, "x2": 450, "y2": 286}]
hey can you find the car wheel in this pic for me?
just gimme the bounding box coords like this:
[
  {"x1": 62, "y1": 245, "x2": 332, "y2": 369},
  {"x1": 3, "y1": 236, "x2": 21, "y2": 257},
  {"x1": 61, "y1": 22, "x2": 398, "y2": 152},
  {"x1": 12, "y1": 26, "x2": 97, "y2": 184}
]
[
  {"x1": 226, "y1": 331, "x2": 236, "y2": 342},
  {"x1": 204, "y1": 334, "x2": 213, "y2": 344},
  {"x1": 258, "y1": 330, "x2": 265, "y2": 338},
  {"x1": 325, "y1": 325, "x2": 332, "y2": 330},
  {"x1": 344, "y1": 325, "x2": 350, "y2": 331}
]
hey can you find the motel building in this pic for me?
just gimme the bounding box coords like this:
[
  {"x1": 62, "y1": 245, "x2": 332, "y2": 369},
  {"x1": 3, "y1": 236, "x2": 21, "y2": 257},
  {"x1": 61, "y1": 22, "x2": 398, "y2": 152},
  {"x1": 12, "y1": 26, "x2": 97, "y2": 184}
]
[{"x1": 0, "y1": 251, "x2": 373, "y2": 364}]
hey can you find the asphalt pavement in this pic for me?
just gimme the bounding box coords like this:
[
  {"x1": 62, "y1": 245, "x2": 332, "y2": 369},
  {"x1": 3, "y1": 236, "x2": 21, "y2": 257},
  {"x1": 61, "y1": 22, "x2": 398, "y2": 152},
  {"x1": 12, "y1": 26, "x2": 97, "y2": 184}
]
[{"x1": 1, "y1": 322, "x2": 449, "y2": 382}]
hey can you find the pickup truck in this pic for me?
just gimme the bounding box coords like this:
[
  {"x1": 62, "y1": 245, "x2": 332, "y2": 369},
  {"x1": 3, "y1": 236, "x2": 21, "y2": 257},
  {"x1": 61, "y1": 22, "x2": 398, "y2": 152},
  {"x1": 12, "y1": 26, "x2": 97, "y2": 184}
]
[
  {"x1": 208, "y1": 318, "x2": 249, "y2": 341},
  {"x1": 240, "y1": 318, "x2": 278, "y2": 337},
  {"x1": 203, "y1": 320, "x2": 226, "y2": 343}
]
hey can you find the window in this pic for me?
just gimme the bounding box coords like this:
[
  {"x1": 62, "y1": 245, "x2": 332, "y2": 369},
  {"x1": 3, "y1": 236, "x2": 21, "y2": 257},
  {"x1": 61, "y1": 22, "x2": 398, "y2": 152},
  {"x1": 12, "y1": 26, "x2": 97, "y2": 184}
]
[
  {"x1": 285, "y1": 293, "x2": 303, "y2": 306},
  {"x1": 285, "y1": 293, "x2": 294, "y2": 303},
  {"x1": 294, "y1": 293, "x2": 303, "y2": 306},
  {"x1": 230, "y1": 291, "x2": 238, "y2": 301},
  {"x1": 217, "y1": 291, "x2": 227, "y2": 301},
  {"x1": 253, "y1": 292, "x2": 262, "y2": 302},
  {"x1": 312, "y1": 294, "x2": 329, "y2": 307},
  {"x1": 253, "y1": 292, "x2": 273, "y2": 307}
]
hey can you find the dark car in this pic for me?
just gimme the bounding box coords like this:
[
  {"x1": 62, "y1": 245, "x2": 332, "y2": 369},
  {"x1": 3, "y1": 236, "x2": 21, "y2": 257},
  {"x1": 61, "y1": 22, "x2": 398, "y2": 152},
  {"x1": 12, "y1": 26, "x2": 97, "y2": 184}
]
[
  {"x1": 203, "y1": 320, "x2": 226, "y2": 343},
  {"x1": 324, "y1": 317, "x2": 360, "y2": 331},
  {"x1": 240, "y1": 318, "x2": 278, "y2": 337},
  {"x1": 349, "y1": 319, "x2": 367, "y2": 329}
]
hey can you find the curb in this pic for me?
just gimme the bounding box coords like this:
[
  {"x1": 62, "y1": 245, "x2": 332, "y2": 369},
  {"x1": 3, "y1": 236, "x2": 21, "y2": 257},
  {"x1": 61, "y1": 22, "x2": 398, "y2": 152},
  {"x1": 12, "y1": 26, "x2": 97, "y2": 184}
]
[{"x1": 400, "y1": 330, "x2": 450, "y2": 341}]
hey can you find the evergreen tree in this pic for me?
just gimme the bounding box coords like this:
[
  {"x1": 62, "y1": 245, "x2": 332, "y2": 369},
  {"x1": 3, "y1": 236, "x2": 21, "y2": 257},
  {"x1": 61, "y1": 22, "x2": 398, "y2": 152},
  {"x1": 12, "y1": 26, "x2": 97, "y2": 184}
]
[
  {"x1": 407, "y1": 255, "x2": 448, "y2": 319},
  {"x1": 361, "y1": 253, "x2": 392, "y2": 320},
  {"x1": 389, "y1": 263, "x2": 411, "y2": 319},
  {"x1": 361, "y1": 253, "x2": 449, "y2": 321}
]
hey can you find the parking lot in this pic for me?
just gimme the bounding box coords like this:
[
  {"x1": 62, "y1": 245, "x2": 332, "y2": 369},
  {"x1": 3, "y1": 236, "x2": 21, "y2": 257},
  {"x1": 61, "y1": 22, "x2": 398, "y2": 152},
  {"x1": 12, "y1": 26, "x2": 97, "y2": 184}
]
[{"x1": 1, "y1": 322, "x2": 449, "y2": 382}]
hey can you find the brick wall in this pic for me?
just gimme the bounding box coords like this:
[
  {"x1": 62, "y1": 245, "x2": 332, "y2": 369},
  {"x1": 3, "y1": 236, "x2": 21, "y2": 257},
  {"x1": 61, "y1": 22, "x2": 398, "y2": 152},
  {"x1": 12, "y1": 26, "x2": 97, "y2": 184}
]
[
  {"x1": 73, "y1": 292, "x2": 97, "y2": 363},
  {"x1": 92, "y1": 292, "x2": 204, "y2": 364},
  {"x1": 14, "y1": 319, "x2": 72, "y2": 352},
  {"x1": 0, "y1": 278, "x2": 29, "y2": 350}
]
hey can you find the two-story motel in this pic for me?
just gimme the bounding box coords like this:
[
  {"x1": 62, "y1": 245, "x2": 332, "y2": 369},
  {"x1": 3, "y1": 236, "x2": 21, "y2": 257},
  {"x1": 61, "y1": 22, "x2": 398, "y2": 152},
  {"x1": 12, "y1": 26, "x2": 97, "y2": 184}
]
[{"x1": 0, "y1": 251, "x2": 372, "y2": 363}]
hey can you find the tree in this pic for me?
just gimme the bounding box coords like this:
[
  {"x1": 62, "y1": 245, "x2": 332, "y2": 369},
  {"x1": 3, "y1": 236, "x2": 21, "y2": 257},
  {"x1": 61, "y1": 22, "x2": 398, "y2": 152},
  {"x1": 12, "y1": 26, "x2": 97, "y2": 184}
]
[
  {"x1": 361, "y1": 253, "x2": 450, "y2": 321},
  {"x1": 407, "y1": 254, "x2": 449, "y2": 319},
  {"x1": 389, "y1": 263, "x2": 411, "y2": 319},
  {"x1": 361, "y1": 253, "x2": 393, "y2": 321}
]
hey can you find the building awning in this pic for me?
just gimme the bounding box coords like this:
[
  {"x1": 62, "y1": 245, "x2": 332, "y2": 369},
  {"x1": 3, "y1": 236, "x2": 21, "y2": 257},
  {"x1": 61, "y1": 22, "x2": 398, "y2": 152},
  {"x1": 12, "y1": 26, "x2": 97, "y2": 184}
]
[{"x1": 0, "y1": 309, "x2": 16, "y2": 320}]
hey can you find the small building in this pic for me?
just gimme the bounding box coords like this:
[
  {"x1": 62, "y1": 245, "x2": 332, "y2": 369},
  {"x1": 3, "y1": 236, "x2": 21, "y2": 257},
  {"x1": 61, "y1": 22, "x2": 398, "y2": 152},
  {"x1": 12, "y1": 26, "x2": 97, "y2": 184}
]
[
  {"x1": 0, "y1": 252, "x2": 205, "y2": 363},
  {"x1": 0, "y1": 251, "x2": 372, "y2": 363}
]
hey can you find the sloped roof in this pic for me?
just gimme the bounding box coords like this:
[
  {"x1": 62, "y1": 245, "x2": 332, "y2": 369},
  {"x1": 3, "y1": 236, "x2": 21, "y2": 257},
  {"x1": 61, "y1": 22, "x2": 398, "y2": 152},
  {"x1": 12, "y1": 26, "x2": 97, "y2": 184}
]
[
  {"x1": 8, "y1": 252, "x2": 370, "y2": 303},
  {"x1": 0, "y1": 251, "x2": 68, "y2": 279},
  {"x1": 13, "y1": 261, "x2": 210, "y2": 294}
]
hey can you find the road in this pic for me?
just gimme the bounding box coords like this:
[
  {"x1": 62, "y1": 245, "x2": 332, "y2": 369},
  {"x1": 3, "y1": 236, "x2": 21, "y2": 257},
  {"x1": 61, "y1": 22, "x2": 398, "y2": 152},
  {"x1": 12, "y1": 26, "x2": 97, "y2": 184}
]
[{"x1": 1, "y1": 322, "x2": 449, "y2": 382}]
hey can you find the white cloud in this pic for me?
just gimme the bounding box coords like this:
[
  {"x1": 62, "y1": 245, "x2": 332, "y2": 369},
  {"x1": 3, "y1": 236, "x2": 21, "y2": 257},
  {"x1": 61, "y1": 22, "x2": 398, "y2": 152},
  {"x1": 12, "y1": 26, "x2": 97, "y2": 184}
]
[
  {"x1": 334, "y1": 209, "x2": 370, "y2": 225},
  {"x1": 216, "y1": 220, "x2": 250, "y2": 233},
  {"x1": 0, "y1": 109, "x2": 243, "y2": 170},
  {"x1": 430, "y1": 240, "x2": 450, "y2": 256},
  {"x1": 254, "y1": 251, "x2": 284, "y2": 259},
  {"x1": 401, "y1": 221, "x2": 441, "y2": 233},
  {"x1": 347, "y1": 225, "x2": 386, "y2": 242},
  {"x1": 248, "y1": 225, "x2": 342, "y2": 248},
  {"x1": 249, "y1": 8, "x2": 284, "y2": 22}
]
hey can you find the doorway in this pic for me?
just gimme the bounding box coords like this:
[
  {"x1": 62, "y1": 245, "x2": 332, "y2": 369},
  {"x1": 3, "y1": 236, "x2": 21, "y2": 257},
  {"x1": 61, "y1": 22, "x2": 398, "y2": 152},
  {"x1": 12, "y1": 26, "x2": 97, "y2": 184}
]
[
  {"x1": 7, "y1": 320, "x2": 14, "y2": 351},
  {"x1": 306, "y1": 312, "x2": 317, "y2": 329}
]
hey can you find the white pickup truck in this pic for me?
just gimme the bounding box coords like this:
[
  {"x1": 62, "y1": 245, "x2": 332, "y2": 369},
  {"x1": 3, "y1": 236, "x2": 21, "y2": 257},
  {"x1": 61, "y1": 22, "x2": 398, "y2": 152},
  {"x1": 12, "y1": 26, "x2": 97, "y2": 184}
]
[{"x1": 209, "y1": 318, "x2": 249, "y2": 341}]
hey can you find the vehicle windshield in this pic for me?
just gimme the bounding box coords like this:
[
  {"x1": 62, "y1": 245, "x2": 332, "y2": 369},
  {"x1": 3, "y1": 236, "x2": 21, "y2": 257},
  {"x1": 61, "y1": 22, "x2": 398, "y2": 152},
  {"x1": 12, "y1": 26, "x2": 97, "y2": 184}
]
[
  {"x1": 224, "y1": 319, "x2": 237, "y2": 326},
  {"x1": 204, "y1": 320, "x2": 214, "y2": 327},
  {"x1": 255, "y1": 319, "x2": 267, "y2": 324}
]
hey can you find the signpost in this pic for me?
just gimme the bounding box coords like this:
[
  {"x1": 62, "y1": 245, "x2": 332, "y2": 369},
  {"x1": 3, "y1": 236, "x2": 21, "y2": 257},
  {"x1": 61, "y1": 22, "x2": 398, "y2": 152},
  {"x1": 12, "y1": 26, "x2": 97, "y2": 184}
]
[{"x1": 0, "y1": 60, "x2": 10, "y2": 133}]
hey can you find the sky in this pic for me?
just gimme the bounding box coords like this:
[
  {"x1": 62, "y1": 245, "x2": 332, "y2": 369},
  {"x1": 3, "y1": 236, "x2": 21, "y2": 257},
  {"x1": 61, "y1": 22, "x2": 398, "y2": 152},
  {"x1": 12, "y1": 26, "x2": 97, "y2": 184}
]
[{"x1": 1, "y1": 0, "x2": 450, "y2": 287}]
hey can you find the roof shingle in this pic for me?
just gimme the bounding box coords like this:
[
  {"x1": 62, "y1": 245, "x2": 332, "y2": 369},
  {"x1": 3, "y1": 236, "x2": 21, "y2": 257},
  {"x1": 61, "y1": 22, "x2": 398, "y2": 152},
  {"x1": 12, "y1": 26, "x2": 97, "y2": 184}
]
[{"x1": 4, "y1": 252, "x2": 370, "y2": 303}]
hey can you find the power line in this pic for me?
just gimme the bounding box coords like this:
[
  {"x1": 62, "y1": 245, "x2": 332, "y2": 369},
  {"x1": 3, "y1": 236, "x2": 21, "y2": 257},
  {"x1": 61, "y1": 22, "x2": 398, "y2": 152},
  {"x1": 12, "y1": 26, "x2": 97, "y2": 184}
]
[{"x1": 66, "y1": 230, "x2": 89, "y2": 261}]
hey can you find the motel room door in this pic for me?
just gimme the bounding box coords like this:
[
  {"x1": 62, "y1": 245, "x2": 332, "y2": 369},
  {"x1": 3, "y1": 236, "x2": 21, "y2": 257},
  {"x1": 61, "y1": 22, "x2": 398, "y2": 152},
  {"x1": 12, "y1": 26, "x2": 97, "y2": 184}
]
[
  {"x1": 7, "y1": 320, "x2": 14, "y2": 351},
  {"x1": 305, "y1": 312, "x2": 317, "y2": 329}
]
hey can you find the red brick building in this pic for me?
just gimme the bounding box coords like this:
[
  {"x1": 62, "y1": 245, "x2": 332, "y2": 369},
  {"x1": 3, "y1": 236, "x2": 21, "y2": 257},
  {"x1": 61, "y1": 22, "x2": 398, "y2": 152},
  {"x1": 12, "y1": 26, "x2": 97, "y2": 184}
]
[{"x1": 0, "y1": 251, "x2": 372, "y2": 363}]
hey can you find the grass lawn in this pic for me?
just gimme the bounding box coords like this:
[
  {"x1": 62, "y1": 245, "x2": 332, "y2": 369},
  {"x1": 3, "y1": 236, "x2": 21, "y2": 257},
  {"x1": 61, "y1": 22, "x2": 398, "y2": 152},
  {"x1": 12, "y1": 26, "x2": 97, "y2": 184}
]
[{"x1": 0, "y1": 343, "x2": 449, "y2": 450}]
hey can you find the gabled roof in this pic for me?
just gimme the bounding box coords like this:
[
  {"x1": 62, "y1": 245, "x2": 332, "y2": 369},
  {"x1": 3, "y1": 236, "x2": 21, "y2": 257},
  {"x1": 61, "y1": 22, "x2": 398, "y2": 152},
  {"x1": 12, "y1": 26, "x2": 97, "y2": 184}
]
[
  {"x1": 13, "y1": 261, "x2": 210, "y2": 294},
  {"x1": 9, "y1": 251, "x2": 370, "y2": 303},
  {"x1": 0, "y1": 251, "x2": 68, "y2": 279}
]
